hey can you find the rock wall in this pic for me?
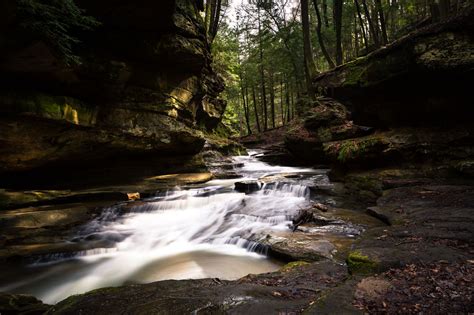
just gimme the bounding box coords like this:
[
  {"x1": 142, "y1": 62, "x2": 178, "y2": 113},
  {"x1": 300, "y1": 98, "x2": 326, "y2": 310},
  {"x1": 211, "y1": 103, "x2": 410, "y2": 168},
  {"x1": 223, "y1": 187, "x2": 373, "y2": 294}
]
[
  {"x1": 285, "y1": 10, "x2": 474, "y2": 202},
  {"x1": 313, "y1": 9, "x2": 474, "y2": 127},
  {"x1": 0, "y1": 0, "x2": 225, "y2": 179}
]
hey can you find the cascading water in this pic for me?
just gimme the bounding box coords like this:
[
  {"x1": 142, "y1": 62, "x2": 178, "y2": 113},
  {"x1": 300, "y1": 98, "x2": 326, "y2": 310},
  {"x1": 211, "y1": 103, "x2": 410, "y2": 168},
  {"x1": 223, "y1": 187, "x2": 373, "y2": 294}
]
[{"x1": 0, "y1": 150, "x2": 320, "y2": 304}]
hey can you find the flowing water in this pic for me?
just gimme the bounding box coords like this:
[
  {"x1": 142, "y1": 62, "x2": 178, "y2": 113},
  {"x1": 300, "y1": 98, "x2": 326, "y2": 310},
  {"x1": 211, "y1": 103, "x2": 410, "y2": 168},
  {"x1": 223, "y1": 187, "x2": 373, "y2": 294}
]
[{"x1": 0, "y1": 150, "x2": 324, "y2": 304}]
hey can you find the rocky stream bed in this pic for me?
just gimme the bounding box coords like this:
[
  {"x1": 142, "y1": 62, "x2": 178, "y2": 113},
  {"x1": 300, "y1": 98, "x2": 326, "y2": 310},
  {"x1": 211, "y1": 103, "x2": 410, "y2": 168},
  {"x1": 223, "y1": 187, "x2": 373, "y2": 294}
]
[{"x1": 0, "y1": 148, "x2": 473, "y2": 314}]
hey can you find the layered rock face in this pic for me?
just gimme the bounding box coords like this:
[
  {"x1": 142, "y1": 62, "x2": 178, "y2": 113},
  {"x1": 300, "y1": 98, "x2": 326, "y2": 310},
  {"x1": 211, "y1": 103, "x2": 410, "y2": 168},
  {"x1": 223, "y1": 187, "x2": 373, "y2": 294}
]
[
  {"x1": 287, "y1": 10, "x2": 474, "y2": 166},
  {"x1": 286, "y1": 10, "x2": 474, "y2": 202},
  {"x1": 0, "y1": 0, "x2": 225, "y2": 181},
  {"x1": 313, "y1": 8, "x2": 474, "y2": 127}
]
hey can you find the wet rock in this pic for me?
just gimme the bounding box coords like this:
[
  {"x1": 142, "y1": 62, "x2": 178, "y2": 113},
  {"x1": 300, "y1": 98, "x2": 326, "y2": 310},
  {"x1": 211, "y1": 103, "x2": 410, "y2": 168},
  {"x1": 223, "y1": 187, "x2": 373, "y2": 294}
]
[
  {"x1": 454, "y1": 160, "x2": 474, "y2": 177},
  {"x1": 261, "y1": 233, "x2": 335, "y2": 262},
  {"x1": 0, "y1": 205, "x2": 92, "y2": 229},
  {"x1": 349, "y1": 185, "x2": 474, "y2": 273},
  {"x1": 365, "y1": 207, "x2": 392, "y2": 225},
  {"x1": 234, "y1": 181, "x2": 261, "y2": 193},
  {"x1": 48, "y1": 260, "x2": 347, "y2": 314},
  {"x1": 0, "y1": 189, "x2": 130, "y2": 210},
  {"x1": 126, "y1": 192, "x2": 140, "y2": 201},
  {"x1": 0, "y1": 293, "x2": 50, "y2": 315},
  {"x1": 145, "y1": 172, "x2": 213, "y2": 185},
  {"x1": 0, "y1": 239, "x2": 115, "y2": 263}
]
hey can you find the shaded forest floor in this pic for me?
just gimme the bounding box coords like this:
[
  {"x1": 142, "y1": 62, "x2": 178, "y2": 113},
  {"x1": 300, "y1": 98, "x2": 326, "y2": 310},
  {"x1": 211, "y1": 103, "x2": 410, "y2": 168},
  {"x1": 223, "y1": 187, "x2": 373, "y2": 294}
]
[{"x1": 238, "y1": 126, "x2": 288, "y2": 149}]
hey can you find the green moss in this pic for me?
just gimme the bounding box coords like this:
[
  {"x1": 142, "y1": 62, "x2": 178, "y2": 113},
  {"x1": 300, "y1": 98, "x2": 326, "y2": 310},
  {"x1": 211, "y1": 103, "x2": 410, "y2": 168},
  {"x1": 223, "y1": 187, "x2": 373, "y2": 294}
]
[
  {"x1": 317, "y1": 128, "x2": 332, "y2": 142},
  {"x1": 340, "y1": 56, "x2": 369, "y2": 87},
  {"x1": 346, "y1": 251, "x2": 378, "y2": 274},
  {"x1": 280, "y1": 261, "x2": 310, "y2": 272},
  {"x1": 35, "y1": 95, "x2": 62, "y2": 118}
]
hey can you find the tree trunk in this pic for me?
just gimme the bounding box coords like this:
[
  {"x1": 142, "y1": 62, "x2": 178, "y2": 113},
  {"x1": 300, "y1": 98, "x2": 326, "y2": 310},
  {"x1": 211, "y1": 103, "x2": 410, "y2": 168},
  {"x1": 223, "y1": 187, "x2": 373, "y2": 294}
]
[
  {"x1": 439, "y1": 0, "x2": 450, "y2": 20},
  {"x1": 333, "y1": 0, "x2": 343, "y2": 65},
  {"x1": 362, "y1": 0, "x2": 380, "y2": 46},
  {"x1": 354, "y1": 0, "x2": 369, "y2": 51},
  {"x1": 301, "y1": 0, "x2": 317, "y2": 99},
  {"x1": 313, "y1": 0, "x2": 336, "y2": 68},
  {"x1": 280, "y1": 74, "x2": 285, "y2": 126},
  {"x1": 322, "y1": 0, "x2": 329, "y2": 27},
  {"x1": 252, "y1": 84, "x2": 261, "y2": 133},
  {"x1": 375, "y1": 0, "x2": 388, "y2": 44},
  {"x1": 205, "y1": 0, "x2": 212, "y2": 36},
  {"x1": 257, "y1": 8, "x2": 268, "y2": 131},
  {"x1": 241, "y1": 84, "x2": 252, "y2": 135},
  {"x1": 286, "y1": 81, "x2": 291, "y2": 123},
  {"x1": 269, "y1": 71, "x2": 276, "y2": 129},
  {"x1": 209, "y1": 0, "x2": 222, "y2": 42}
]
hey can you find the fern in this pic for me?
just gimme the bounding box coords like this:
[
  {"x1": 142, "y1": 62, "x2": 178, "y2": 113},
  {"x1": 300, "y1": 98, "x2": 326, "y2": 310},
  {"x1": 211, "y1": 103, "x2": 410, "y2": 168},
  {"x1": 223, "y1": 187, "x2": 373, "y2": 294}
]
[{"x1": 17, "y1": 0, "x2": 100, "y2": 65}]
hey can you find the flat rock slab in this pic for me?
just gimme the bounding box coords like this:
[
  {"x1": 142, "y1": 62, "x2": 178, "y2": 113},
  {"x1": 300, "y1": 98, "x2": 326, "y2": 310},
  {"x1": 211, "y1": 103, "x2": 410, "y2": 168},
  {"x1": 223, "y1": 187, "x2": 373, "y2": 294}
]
[
  {"x1": 145, "y1": 172, "x2": 213, "y2": 185},
  {"x1": 351, "y1": 185, "x2": 474, "y2": 272},
  {"x1": 260, "y1": 233, "x2": 335, "y2": 262},
  {"x1": 48, "y1": 260, "x2": 347, "y2": 314},
  {"x1": 0, "y1": 205, "x2": 91, "y2": 229}
]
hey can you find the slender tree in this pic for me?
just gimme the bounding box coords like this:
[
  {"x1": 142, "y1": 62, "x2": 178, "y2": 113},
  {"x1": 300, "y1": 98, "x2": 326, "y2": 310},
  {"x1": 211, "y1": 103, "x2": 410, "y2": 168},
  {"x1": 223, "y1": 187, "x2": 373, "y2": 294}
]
[
  {"x1": 333, "y1": 0, "x2": 344, "y2": 65},
  {"x1": 301, "y1": 0, "x2": 317, "y2": 98},
  {"x1": 312, "y1": 0, "x2": 336, "y2": 68}
]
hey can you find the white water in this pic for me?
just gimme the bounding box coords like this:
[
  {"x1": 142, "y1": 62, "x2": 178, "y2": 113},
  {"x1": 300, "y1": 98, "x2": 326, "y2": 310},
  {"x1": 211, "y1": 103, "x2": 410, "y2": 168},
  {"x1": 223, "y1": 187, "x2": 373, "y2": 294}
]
[{"x1": 0, "y1": 151, "x2": 317, "y2": 304}]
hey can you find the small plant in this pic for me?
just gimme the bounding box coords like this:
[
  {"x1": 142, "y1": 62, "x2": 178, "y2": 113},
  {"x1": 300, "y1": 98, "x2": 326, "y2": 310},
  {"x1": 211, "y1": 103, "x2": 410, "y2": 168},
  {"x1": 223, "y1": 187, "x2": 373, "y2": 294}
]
[
  {"x1": 17, "y1": 0, "x2": 100, "y2": 65},
  {"x1": 336, "y1": 137, "x2": 381, "y2": 162}
]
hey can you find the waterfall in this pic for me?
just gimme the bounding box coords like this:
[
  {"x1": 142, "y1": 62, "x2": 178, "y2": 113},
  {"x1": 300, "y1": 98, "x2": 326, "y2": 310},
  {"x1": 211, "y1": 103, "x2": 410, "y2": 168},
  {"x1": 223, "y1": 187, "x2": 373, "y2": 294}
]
[{"x1": 0, "y1": 150, "x2": 320, "y2": 304}]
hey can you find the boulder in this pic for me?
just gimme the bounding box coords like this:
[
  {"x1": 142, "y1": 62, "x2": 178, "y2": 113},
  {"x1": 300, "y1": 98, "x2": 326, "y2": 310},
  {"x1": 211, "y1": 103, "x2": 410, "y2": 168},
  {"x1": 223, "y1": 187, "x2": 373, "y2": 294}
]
[
  {"x1": 285, "y1": 97, "x2": 373, "y2": 163},
  {"x1": 0, "y1": 293, "x2": 50, "y2": 315},
  {"x1": 234, "y1": 181, "x2": 261, "y2": 193}
]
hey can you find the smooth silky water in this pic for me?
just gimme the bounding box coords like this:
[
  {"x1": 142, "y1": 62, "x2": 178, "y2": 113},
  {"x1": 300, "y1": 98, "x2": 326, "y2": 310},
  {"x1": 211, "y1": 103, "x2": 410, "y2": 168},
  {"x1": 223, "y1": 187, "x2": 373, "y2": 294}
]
[{"x1": 0, "y1": 150, "x2": 321, "y2": 304}]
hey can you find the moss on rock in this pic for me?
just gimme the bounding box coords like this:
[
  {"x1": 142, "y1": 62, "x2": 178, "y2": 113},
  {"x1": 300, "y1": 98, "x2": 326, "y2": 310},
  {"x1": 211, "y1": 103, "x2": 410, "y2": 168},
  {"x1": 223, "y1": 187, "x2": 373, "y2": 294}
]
[
  {"x1": 347, "y1": 251, "x2": 378, "y2": 275},
  {"x1": 280, "y1": 261, "x2": 310, "y2": 272}
]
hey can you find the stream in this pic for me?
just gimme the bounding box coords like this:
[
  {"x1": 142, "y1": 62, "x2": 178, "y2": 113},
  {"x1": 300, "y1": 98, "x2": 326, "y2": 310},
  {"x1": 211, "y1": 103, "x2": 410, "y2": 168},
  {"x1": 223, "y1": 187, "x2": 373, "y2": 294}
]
[{"x1": 0, "y1": 150, "x2": 328, "y2": 304}]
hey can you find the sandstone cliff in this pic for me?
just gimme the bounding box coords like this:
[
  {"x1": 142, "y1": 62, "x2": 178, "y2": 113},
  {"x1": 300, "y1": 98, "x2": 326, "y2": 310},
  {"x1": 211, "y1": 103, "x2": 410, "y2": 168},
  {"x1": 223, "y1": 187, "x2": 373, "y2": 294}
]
[{"x1": 0, "y1": 0, "x2": 225, "y2": 181}]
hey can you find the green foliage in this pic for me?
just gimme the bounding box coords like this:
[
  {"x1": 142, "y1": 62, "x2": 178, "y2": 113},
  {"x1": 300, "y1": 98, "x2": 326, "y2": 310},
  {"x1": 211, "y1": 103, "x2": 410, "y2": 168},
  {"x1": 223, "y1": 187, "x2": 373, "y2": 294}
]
[
  {"x1": 17, "y1": 0, "x2": 100, "y2": 65},
  {"x1": 212, "y1": 23, "x2": 241, "y2": 135},
  {"x1": 335, "y1": 137, "x2": 381, "y2": 162}
]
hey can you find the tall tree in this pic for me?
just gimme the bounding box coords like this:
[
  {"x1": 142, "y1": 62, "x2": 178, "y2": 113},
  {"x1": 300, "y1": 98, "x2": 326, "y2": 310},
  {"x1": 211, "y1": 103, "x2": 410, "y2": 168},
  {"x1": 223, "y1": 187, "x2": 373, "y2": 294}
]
[
  {"x1": 252, "y1": 85, "x2": 261, "y2": 133},
  {"x1": 354, "y1": 0, "x2": 369, "y2": 51},
  {"x1": 257, "y1": 8, "x2": 269, "y2": 131},
  {"x1": 206, "y1": 0, "x2": 223, "y2": 43},
  {"x1": 333, "y1": 0, "x2": 344, "y2": 65},
  {"x1": 301, "y1": 0, "x2": 317, "y2": 98},
  {"x1": 362, "y1": 0, "x2": 380, "y2": 46},
  {"x1": 375, "y1": 0, "x2": 388, "y2": 44},
  {"x1": 312, "y1": 0, "x2": 336, "y2": 68}
]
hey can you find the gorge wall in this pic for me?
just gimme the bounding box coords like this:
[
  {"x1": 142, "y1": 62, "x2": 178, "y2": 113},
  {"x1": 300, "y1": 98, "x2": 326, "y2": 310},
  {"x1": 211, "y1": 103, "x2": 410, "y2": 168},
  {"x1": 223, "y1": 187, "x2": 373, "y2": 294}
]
[
  {"x1": 312, "y1": 8, "x2": 474, "y2": 128},
  {"x1": 286, "y1": 9, "x2": 474, "y2": 167},
  {"x1": 285, "y1": 9, "x2": 474, "y2": 202},
  {"x1": 0, "y1": 0, "x2": 224, "y2": 185}
]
